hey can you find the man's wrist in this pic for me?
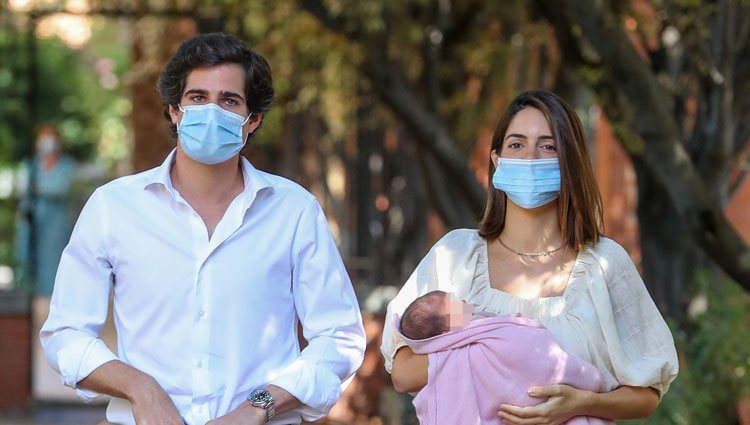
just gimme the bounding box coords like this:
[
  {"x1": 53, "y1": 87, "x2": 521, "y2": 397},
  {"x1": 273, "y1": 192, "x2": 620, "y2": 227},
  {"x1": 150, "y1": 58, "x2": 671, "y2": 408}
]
[
  {"x1": 245, "y1": 402, "x2": 268, "y2": 423},
  {"x1": 248, "y1": 388, "x2": 275, "y2": 422}
]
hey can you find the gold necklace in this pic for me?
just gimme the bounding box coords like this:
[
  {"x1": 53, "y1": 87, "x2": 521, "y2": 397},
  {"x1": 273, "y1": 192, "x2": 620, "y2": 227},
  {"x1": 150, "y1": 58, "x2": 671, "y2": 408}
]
[{"x1": 498, "y1": 238, "x2": 564, "y2": 258}]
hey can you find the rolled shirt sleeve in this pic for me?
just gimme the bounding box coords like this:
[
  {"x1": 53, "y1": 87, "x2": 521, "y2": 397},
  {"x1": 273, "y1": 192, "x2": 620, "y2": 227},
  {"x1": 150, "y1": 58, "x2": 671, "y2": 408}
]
[
  {"x1": 40, "y1": 188, "x2": 118, "y2": 402},
  {"x1": 269, "y1": 199, "x2": 366, "y2": 421}
]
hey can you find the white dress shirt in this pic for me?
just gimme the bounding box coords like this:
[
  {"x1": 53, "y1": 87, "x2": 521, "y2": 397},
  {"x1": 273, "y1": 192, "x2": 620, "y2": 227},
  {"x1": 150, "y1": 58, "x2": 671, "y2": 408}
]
[{"x1": 41, "y1": 150, "x2": 366, "y2": 425}]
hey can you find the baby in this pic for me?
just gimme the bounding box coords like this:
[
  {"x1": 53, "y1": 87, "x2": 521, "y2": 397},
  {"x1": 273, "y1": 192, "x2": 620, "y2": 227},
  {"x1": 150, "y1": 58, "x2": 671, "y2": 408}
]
[
  {"x1": 400, "y1": 290, "x2": 480, "y2": 340},
  {"x1": 397, "y1": 290, "x2": 613, "y2": 425}
]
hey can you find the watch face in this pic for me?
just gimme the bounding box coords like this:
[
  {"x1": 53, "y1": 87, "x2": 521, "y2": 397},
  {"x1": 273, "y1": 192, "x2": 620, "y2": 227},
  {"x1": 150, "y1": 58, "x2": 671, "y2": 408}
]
[{"x1": 251, "y1": 389, "x2": 272, "y2": 405}]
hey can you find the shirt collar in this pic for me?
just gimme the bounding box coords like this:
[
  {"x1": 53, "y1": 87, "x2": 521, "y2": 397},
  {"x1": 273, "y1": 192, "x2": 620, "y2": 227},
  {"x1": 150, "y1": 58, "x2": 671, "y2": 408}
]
[{"x1": 144, "y1": 149, "x2": 275, "y2": 201}]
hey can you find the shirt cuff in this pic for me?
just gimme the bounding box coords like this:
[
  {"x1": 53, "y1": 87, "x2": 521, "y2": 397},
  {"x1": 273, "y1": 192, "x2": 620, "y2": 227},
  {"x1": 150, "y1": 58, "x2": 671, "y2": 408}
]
[
  {"x1": 57, "y1": 338, "x2": 118, "y2": 402},
  {"x1": 269, "y1": 359, "x2": 342, "y2": 422}
]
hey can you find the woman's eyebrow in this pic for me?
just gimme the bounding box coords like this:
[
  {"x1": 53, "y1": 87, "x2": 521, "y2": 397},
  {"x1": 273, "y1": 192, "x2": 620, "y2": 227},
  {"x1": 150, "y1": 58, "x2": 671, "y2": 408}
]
[
  {"x1": 504, "y1": 134, "x2": 555, "y2": 140},
  {"x1": 504, "y1": 133, "x2": 527, "y2": 140}
]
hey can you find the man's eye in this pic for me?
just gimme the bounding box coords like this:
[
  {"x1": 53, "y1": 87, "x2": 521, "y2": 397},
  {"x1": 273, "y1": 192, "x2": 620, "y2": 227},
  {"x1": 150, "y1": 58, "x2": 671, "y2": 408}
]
[
  {"x1": 224, "y1": 99, "x2": 238, "y2": 106},
  {"x1": 191, "y1": 95, "x2": 206, "y2": 102}
]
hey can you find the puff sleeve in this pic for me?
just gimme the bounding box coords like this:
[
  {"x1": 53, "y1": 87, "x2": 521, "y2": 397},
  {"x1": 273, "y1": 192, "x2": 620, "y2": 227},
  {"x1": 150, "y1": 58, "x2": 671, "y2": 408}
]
[{"x1": 587, "y1": 239, "x2": 679, "y2": 398}]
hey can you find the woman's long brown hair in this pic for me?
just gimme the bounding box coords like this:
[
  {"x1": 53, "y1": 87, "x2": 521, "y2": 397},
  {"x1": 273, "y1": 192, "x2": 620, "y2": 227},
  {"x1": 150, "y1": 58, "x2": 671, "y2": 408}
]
[{"x1": 478, "y1": 90, "x2": 604, "y2": 250}]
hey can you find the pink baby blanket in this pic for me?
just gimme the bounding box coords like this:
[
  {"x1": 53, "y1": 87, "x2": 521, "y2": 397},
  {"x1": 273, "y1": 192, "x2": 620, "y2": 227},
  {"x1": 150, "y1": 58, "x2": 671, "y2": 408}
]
[{"x1": 399, "y1": 315, "x2": 614, "y2": 425}]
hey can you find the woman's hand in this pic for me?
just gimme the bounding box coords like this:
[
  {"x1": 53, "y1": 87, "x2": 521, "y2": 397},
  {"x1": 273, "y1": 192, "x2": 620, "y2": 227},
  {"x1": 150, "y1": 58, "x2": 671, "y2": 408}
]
[{"x1": 498, "y1": 384, "x2": 589, "y2": 425}]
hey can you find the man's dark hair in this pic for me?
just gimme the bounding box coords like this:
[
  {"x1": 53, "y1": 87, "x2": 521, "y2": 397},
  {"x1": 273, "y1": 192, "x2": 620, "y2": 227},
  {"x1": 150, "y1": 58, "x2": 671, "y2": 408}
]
[
  {"x1": 157, "y1": 32, "x2": 275, "y2": 137},
  {"x1": 400, "y1": 291, "x2": 450, "y2": 340}
]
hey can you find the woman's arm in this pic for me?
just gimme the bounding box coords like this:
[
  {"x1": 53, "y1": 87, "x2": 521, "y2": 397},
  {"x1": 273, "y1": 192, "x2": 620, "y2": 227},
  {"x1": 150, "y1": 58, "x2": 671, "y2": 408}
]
[
  {"x1": 498, "y1": 384, "x2": 659, "y2": 425},
  {"x1": 580, "y1": 385, "x2": 659, "y2": 418},
  {"x1": 390, "y1": 346, "x2": 429, "y2": 393}
]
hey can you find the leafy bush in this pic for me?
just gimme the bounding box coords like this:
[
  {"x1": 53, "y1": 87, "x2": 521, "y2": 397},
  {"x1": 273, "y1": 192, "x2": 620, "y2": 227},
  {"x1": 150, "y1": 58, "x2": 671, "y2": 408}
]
[{"x1": 628, "y1": 270, "x2": 750, "y2": 425}]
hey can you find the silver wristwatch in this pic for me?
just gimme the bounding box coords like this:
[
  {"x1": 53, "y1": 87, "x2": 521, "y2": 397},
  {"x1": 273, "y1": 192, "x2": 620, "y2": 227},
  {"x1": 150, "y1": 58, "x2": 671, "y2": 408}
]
[{"x1": 248, "y1": 389, "x2": 275, "y2": 422}]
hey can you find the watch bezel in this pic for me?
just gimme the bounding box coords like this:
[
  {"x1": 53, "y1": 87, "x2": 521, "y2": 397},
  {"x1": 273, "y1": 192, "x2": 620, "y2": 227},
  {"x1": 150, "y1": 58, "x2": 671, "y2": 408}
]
[{"x1": 249, "y1": 389, "x2": 272, "y2": 405}]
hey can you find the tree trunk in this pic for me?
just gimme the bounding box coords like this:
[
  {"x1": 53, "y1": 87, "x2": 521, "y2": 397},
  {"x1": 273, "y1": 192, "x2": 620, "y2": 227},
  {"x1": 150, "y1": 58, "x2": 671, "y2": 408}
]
[{"x1": 632, "y1": 158, "x2": 699, "y2": 322}]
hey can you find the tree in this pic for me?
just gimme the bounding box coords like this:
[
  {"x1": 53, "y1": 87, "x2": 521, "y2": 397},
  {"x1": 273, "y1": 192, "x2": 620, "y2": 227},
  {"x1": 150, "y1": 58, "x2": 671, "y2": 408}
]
[
  {"x1": 536, "y1": 0, "x2": 750, "y2": 317},
  {"x1": 299, "y1": 0, "x2": 750, "y2": 318}
]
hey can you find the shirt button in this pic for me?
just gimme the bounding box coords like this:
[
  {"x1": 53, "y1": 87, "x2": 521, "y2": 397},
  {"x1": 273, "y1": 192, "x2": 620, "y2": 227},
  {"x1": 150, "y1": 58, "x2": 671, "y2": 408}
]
[
  {"x1": 197, "y1": 360, "x2": 203, "y2": 368},
  {"x1": 199, "y1": 309, "x2": 206, "y2": 318}
]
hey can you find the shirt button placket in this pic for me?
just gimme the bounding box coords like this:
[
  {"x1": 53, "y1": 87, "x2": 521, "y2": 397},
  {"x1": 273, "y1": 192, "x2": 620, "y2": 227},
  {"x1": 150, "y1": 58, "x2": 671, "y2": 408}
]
[{"x1": 191, "y1": 264, "x2": 211, "y2": 423}]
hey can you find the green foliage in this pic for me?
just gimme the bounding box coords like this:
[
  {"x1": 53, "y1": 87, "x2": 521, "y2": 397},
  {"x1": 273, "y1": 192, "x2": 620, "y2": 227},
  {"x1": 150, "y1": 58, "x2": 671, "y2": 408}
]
[
  {"x1": 236, "y1": 0, "x2": 362, "y2": 145},
  {"x1": 628, "y1": 271, "x2": 750, "y2": 425}
]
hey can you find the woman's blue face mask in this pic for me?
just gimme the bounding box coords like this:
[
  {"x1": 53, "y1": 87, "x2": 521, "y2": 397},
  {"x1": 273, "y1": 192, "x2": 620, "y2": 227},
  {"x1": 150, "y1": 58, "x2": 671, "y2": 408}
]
[
  {"x1": 177, "y1": 103, "x2": 252, "y2": 165},
  {"x1": 492, "y1": 158, "x2": 561, "y2": 209}
]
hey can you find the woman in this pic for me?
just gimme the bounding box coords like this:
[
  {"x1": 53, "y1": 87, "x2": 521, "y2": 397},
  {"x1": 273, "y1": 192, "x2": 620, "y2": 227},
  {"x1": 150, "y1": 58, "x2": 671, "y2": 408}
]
[
  {"x1": 15, "y1": 124, "x2": 76, "y2": 295},
  {"x1": 380, "y1": 90, "x2": 678, "y2": 424}
]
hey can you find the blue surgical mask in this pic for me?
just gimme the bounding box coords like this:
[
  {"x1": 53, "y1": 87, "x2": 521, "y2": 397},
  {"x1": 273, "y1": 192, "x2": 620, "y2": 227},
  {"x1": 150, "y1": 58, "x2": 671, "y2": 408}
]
[
  {"x1": 492, "y1": 158, "x2": 561, "y2": 209},
  {"x1": 177, "y1": 103, "x2": 252, "y2": 165}
]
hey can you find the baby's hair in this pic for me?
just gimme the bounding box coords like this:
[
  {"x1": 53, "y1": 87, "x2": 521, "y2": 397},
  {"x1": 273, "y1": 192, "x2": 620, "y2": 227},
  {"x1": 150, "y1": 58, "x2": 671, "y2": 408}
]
[{"x1": 400, "y1": 290, "x2": 450, "y2": 340}]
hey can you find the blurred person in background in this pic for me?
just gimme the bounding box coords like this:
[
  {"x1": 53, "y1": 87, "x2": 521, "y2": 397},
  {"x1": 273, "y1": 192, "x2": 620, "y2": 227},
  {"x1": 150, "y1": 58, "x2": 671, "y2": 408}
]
[{"x1": 14, "y1": 123, "x2": 76, "y2": 296}]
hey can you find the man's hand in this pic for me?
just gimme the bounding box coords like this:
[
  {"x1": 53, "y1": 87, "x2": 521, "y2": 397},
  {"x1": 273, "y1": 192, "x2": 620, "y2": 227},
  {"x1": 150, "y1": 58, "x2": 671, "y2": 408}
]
[
  {"x1": 497, "y1": 384, "x2": 588, "y2": 425},
  {"x1": 129, "y1": 377, "x2": 184, "y2": 425},
  {"x1": 206, "y1": 402, "x2": 266, "y2": 425}
]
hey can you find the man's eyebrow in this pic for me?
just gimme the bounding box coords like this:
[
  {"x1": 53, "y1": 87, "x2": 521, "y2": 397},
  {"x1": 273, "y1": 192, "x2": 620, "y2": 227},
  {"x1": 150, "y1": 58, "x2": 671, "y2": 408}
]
[
  {"x1": 184, "y1": 88, "x2": 208, "y2": 96},
  {"x1": 219, "y1": 90, "x2": 245, "y2": 102},
  {"x1": 182, "y1": 89, "x2": 245, "y2": 102}
]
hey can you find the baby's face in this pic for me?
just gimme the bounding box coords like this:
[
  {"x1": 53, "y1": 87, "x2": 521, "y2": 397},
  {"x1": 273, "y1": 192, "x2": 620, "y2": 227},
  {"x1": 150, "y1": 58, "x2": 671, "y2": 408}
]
[{"x1": 445, "y1": 293, "x2": 474, "y2": 331}]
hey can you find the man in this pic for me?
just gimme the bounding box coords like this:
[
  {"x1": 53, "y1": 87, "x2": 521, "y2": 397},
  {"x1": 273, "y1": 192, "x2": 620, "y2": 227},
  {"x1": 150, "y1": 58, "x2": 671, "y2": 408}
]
[{"x1": 41, "y1": 33, "x2": 366, "y2": 425}]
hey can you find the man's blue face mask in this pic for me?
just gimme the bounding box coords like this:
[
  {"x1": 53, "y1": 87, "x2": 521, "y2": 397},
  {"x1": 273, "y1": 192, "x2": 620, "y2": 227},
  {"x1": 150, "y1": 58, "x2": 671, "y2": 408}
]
[
  {"x1": 492, "y1": 158, "x2": 561, "y2": 209},
  {"x1": 177, "y1": 103, "x2": 252, "y2": 165}
]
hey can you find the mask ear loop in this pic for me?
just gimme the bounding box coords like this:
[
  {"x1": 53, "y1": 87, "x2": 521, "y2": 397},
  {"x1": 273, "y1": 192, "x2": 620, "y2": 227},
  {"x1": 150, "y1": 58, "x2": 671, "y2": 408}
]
[
  {"x1": 241, "y1": 112, "x2": 254, "y2": 126},
  {"x1": 242, "y1": 112, "x2": 257, "y2": 145}
]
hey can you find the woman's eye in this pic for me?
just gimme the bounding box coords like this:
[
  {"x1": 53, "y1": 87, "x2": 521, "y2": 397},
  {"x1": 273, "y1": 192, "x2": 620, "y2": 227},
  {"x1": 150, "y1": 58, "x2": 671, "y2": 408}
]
[
  {"x1": 507, "y1": 142, "x2": 522, "y2": 149},
  {"x1": 541, "y1": 144, "x2": 557, "y2": 151}
]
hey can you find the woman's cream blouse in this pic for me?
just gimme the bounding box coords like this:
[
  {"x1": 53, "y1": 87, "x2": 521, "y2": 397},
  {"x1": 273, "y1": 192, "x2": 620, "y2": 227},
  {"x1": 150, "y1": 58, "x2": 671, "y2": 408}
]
[{"x1": 381, "y1": 229, "x2": 679, "y2": 398}]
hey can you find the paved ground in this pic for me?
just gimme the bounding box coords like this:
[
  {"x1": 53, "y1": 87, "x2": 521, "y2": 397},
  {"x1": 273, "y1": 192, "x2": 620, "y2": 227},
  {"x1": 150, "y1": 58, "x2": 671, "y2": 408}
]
[{"x1": 0, "y1": 404, "x2": 107, "y2": 425}]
